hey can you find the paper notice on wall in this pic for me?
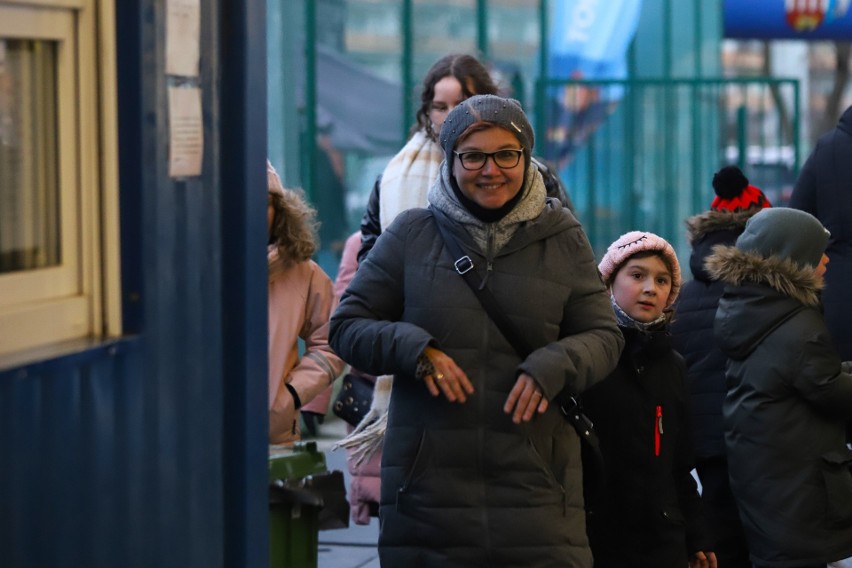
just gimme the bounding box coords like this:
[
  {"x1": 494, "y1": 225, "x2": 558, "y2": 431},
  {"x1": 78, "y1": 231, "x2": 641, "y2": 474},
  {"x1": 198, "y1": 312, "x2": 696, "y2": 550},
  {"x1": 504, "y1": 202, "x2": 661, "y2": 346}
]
[
  {"x1": 166, "y1": 0, "x2": 200, "y2": 77},
  {"x1": 168, "y1": 86, "x2": 203, "y2": 178}
]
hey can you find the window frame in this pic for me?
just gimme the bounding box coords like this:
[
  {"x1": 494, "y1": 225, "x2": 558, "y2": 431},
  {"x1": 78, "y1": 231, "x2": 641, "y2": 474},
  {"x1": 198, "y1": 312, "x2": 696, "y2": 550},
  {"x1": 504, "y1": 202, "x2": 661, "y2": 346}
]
[{"x1": 0, "y1": 0, "x2": 120, "y2": 357}]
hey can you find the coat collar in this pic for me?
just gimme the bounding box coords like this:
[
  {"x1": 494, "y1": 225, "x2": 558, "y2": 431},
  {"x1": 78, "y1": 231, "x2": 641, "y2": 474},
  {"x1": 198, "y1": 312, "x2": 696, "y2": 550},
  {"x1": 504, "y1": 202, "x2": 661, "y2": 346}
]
[
  {"x1": 268, "y1": 245, "x2": 290, "y2": 281},
  {"x1": 427, "y1": 159, "x2": 548, "y2": 255},
  {"x1": 685, "y1": 209, "x2": 758, "y2": 244},
  {"x1": 838, "y1": 104, "x2": 852, "y2": 136}
]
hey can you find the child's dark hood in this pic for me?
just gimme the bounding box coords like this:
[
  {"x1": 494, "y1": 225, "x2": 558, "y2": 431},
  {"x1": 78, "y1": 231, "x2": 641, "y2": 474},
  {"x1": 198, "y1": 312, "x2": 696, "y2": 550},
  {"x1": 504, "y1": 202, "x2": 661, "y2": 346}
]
[
  {"x1": 684, "y1": 209, "x2": 759, "y2": 282},
  {"x1": 704, "y1": 244, "x2": 823, "y2": 359}
]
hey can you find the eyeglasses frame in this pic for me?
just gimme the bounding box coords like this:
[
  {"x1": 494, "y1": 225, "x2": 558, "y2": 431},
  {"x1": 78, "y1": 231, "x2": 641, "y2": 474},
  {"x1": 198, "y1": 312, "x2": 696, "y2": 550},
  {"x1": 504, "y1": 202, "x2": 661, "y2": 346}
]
[{"x1": 453, "y1": 149, "x2": 524, "y2": 171}]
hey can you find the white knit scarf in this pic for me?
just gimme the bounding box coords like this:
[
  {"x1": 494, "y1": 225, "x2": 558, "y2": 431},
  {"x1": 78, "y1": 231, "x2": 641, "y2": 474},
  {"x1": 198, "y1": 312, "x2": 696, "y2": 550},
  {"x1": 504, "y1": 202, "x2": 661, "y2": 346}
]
[{"x1": 378, "y1": 130, "x2": 443, "y2": 231}]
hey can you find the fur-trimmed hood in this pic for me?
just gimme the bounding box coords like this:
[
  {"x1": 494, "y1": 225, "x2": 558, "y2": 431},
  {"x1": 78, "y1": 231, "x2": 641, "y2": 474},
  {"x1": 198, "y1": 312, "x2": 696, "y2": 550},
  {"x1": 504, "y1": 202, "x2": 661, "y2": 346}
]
[
  {"x1": 705, "y1": 244, "x2": 824, "y2": 360},
  {"x1": 685, "y1": 209, "x2": 757, "y2": 244},
  {"x1": 684, "y1": 209, "x2": 759, "y2": 282},
  {"x1": 704, "y1": 245, "x2": 824, "y2": 307}
]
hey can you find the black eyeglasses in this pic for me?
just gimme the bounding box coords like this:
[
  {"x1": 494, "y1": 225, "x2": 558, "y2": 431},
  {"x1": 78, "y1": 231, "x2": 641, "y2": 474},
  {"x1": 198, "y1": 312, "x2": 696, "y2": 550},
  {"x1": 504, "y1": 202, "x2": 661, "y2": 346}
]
[{"x1": 453, "y1": 149, "x2": 524, "y2": 171}]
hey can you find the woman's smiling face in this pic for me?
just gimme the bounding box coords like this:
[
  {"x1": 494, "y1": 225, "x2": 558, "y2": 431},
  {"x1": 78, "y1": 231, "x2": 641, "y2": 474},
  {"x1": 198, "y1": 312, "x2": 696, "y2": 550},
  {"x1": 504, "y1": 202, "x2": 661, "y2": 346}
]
[{"x1": 451, "y1": 125, "x2": 525, "y2": 210}]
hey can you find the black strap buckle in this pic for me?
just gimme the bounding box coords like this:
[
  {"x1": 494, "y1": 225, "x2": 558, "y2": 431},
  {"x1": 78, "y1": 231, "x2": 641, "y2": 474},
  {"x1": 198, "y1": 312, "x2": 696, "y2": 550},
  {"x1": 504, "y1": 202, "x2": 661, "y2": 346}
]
[
  {"x1": 559, "y1": 395, "x2": 595, "y2": 438},
  {"x1": 454, "y1": 256, "x2": 474, "y2": 275}
]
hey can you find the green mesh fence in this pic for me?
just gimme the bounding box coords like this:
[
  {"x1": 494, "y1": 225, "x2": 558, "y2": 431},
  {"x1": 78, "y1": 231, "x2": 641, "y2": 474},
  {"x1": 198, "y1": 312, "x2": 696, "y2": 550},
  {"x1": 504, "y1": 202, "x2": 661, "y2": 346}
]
[{"x1": 535, "y1": 77, "x2": 800, "y2": 260}]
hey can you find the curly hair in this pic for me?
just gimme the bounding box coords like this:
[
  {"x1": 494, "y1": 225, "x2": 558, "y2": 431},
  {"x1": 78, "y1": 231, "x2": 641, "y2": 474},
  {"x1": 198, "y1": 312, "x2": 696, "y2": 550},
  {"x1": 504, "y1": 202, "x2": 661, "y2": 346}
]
[
  {"x1": 268, "y1": 186, "x2": 319, "y2": 267},
  {"x1": 414, "y1": 53, "x2": 499, "y2": 141}
]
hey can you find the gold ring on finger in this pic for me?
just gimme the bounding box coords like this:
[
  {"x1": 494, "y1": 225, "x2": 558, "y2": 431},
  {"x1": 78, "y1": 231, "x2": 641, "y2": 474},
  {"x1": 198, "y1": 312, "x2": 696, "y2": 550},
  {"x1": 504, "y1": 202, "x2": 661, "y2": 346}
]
[{"x1": 435, "y1": 373, "x2": 444, "y2": 381}]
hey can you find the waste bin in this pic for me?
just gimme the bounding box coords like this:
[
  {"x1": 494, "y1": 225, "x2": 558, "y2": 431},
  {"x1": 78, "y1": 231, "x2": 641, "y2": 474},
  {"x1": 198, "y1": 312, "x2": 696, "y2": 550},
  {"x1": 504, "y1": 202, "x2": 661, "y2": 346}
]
[{"x1": 268, "y1": 441, "x2": 349, "y2": 568}]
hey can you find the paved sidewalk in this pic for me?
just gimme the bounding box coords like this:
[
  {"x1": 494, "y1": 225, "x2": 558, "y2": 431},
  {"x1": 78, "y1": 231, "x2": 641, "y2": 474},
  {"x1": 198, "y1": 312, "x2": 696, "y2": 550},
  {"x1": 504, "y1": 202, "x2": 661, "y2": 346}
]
[{"x1": 310, "y1": 417, "x2": 380, "y2": 568}]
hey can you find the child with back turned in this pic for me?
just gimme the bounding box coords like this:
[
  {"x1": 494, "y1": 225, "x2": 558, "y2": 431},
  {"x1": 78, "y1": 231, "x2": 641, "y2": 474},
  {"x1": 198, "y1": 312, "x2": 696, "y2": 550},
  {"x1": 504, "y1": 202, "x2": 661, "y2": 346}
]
[
  {"x1": 706, "y1": 207, "x2": 852, "y2": 568},
  {"x1": 582, "y1": 231, "x2": 717, "y2": 568},
  {"x1": 669, "y1": 165, "x2": 770, "y2": 568}
]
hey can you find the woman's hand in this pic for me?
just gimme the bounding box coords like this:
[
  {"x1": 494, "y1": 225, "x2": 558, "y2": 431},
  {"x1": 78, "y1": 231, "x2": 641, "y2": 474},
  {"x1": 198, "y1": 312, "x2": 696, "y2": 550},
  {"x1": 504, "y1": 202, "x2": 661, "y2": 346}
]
[
  {"x1": 422, "y1": 346, "x2": 474, "y2": 403},
  {"x1": 504, "y1": 373, "x2": 548, "y2": 423},
  {"x1": 689, "y1": 551, "x2": 717, "y2": 568}
]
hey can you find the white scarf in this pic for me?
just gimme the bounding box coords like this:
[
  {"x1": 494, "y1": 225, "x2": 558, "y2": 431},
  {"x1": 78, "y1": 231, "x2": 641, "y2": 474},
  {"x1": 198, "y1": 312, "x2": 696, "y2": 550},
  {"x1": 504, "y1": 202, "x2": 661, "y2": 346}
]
[{"x1": 379, "y1": 130, "x2": 443, "y2": 231}]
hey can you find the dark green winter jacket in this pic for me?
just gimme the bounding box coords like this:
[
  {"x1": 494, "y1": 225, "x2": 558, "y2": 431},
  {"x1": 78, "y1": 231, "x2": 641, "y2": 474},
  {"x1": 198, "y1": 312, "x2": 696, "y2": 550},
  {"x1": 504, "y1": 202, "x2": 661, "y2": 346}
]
[
  {"x1": 330, "y1": 164, "x2": 622, "y2": 567},
  {"x1": 707, "y1": 245, "x2": 852, "y2": 567}
]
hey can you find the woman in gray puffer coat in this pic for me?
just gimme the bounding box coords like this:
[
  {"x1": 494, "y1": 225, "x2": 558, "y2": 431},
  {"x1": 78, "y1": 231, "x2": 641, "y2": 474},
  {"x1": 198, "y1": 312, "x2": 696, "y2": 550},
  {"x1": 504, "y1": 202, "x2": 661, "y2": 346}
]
[
  {"x1": 330, "y1": 95, "x2": 623, "y2": 568},
  {"x1": 706, "y1": 208, "x2": 852, "y2": 568}
]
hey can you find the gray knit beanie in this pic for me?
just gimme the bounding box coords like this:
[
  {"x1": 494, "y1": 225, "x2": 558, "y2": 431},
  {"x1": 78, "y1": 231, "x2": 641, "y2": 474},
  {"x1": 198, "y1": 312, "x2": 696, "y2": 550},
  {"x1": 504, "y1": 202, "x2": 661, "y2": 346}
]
[
  {"x1": 736, "y1": 208, "x2": 830, "y2": 269},
  {"x1": 440, "y1": 95, "x2": 533, "y2": 168}
]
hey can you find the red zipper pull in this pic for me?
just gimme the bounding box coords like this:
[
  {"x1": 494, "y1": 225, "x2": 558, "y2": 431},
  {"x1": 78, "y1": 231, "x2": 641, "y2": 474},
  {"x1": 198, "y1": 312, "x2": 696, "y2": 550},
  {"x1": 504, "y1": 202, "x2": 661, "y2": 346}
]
[{"x1": 654, "y1": 405, "x2": 663, "y2": 456}]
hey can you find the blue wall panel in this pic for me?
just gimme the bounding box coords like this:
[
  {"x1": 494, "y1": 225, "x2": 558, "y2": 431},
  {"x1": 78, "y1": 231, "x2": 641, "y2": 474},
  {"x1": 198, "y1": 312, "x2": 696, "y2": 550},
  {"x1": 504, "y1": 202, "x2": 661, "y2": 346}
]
[
  {"x1": 0, "y1": 342, "x2": 149, "y2": 567},
  {"x1": 0, "y1": 338, "x2": 233, "y2": 567}
]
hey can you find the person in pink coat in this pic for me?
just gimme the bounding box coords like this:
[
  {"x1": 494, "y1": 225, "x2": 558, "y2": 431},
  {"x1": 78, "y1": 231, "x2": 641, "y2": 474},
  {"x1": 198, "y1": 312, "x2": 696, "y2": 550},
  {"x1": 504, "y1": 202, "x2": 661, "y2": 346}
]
[
  {"x1": 267, "y1": 161, "x2": 345, "y2": 445},
  {"x1": 334, "y1": 232, "x2": 382, "y2": 524}
]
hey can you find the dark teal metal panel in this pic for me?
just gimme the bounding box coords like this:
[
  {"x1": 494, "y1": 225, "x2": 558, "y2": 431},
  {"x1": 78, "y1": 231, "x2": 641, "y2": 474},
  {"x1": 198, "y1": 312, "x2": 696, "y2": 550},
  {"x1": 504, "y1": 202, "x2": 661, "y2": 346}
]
[
  {"x1": 477, "y1": 0, "x2": 488, "y2": 58},
  {"x1": 402, "y1": 0, "x2": 413, "y2": 143},
  {"x1": 303, "y1": 0, "x2": 318, "y2": 203}
]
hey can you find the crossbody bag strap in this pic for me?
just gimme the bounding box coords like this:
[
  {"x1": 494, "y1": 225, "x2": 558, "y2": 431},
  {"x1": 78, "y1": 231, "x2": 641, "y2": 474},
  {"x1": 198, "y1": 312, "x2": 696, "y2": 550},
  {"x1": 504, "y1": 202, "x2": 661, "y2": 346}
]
[
  {"x1": 432, "y1": 215, "x2": 601, "y2": 452},
  {"x1": 433, "y1": 218, "x2": 534, "y2": 359}
]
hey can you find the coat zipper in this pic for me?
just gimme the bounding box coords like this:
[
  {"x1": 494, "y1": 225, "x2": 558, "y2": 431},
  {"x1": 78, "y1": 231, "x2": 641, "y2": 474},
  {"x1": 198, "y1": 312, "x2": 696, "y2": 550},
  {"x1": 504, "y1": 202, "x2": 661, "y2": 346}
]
[
  {"x1": 655, "y1": 405, "x2": 663, "y2": 457},
  {"x1": 479, "y1": 225, "x2": 495, "y2": 289}
]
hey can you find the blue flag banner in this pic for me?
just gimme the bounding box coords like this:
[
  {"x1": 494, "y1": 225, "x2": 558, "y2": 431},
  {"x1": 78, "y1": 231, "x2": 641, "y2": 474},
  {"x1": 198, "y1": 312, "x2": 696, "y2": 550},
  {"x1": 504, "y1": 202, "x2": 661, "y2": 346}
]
[
  {"x1": 544, "y1": 0, "x2": 642, "y2": 167},
  {"x1": 548, "y1": 0, "x2": 642, "y2": 79},
  {"x1": 724, "y1": 0, "x2": 852, "y2": 40}
]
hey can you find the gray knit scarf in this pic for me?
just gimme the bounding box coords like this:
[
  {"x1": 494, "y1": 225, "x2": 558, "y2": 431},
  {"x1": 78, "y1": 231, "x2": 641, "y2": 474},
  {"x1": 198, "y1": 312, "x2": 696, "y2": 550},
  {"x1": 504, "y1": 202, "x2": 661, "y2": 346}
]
[
  {"x1": 611, "y1": 294, "x2": 667, "y2": 332},
  {"x1": 427, "y1": 160, "x2": 547, "y2": 255}
]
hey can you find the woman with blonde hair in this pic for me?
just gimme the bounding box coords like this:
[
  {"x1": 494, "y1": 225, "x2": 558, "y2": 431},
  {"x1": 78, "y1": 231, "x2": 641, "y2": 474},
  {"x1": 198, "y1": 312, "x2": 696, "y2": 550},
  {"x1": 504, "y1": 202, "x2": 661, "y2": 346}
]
[{"x1": 267, "y1": 161, "x2": 344, "y2": 444}]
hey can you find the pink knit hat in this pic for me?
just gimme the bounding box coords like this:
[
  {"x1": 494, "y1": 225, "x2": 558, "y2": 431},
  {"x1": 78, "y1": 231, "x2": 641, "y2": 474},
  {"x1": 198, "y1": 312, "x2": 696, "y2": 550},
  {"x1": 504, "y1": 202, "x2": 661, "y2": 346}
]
[
  {"x1": 267, "y1": 160, "x2": 285, "y2": 196},
  {"x1": 598, "y1": 231, "x2": 682, "y2": 307}
]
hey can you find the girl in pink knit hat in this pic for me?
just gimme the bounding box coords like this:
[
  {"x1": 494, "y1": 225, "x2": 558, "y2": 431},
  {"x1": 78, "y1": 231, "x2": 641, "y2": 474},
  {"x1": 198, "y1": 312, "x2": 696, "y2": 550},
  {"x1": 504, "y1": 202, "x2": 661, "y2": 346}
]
[{"x1": 582, "y1": 231, "x2": 718, "y2": 568}]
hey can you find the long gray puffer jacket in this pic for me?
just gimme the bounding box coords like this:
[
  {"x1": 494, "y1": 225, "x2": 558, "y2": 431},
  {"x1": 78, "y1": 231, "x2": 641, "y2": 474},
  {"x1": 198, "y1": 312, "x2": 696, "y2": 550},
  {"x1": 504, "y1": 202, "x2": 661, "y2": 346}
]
[
  {"x1": 330, "y1": 164, "x2": 623, "y2": 567},
  {"x1": 706, "y1": 245, "x2": 852, "y2": 567}
]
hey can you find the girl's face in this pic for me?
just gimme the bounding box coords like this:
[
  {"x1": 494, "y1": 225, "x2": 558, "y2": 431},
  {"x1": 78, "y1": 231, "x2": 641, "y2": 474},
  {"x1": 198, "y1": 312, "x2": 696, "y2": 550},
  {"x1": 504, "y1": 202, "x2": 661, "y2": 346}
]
[
  {"x1": 452, "y1": 125, "x2": 525, "y2": 210},
  {"x1": 429, "y1": 76, "x2": 465, "y2": 136},
  {"x1": 611, "y1": 254, "x2": 673, "y2": 323}
]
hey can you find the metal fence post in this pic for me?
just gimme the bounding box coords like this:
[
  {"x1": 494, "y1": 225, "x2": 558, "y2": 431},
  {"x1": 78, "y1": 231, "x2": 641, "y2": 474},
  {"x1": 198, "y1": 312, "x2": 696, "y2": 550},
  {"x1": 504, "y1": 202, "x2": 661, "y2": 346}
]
[
  {"x1": 302, "y1": 0, "x2": 317, "y2": 201},
  {"x1": 402, "y1": 0, "x2": 413, "y2": 144}
]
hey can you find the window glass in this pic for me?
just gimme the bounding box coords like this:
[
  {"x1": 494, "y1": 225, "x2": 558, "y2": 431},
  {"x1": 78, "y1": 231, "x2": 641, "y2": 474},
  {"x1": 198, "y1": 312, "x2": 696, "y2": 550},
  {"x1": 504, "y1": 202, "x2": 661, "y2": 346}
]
[
  {"x1": 0, "y1": 38, "x2": 60, "y2": 274},
  {"x1": 0, "y1": 2, "x2": 122, "y2": 357}
]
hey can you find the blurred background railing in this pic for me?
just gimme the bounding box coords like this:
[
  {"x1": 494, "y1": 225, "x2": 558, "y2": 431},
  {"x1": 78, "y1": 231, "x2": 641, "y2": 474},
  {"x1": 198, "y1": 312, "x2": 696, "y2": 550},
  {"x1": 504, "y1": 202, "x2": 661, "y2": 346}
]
[
  {"x1": 269, "y1": 0, "x2": 849, "y2": 272},
  {"x1": 536, "y1": 77, "x2": 799, "y2": 258}
]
